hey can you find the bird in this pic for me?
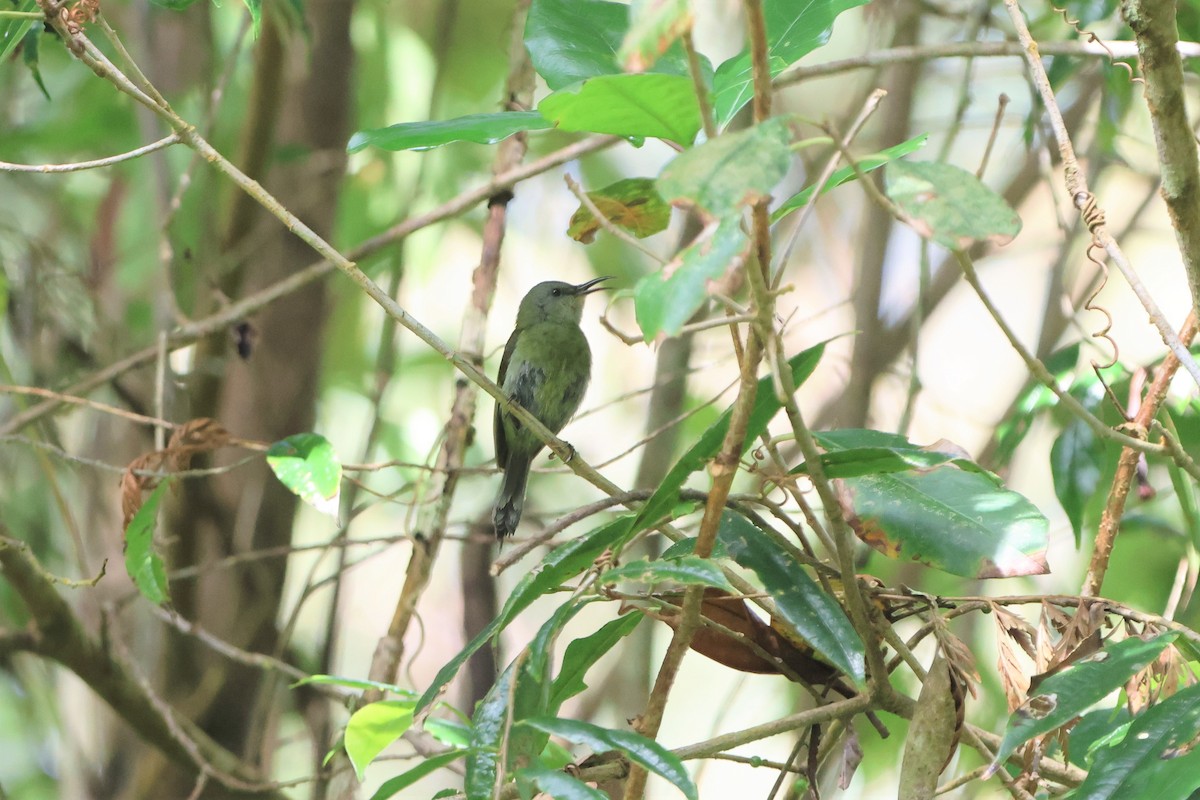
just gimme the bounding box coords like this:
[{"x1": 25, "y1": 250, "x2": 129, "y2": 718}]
[{"x1": 493, "y1": 276, "x2": 611, "y2": 538}]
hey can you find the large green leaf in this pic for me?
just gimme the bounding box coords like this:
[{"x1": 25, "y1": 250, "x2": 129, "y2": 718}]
[
  {"x1": 634, "y1": 217, "x2": 749, "y2": 341},
  {"x1": 1069, "y1": 681, "x2": 1200, "y2": 800},
  {"x1": 657, "y1": 117, "x2": 793, "y2": 216},
  {"x1": 712, "y1": 0, "x2": 869, "y2": 127},
  {"x1": 797, "y1": 429, "x2": 991, "y2": 480},
  {"x1": 516, "y1": 765, "x2": 607, "y2": 800},
  {"x1": 597, "y1": 556, "x2": 733, "y2": 591},
  {"x1": 718, "y1": 511, "x2": 865, "y2": 682},
  {"x1": 525, "y1": 0, "x2": 708, "y2": 90},
  {"x1": 633, "y1": 343, "x2": 825, "y2": 531},
  {"x1": 266, "y1": 433, "x2": 341, "y2": 518},
  {"x1": 344, "y1": 700, "x2": 415, "y2": 780},
  {"x1": 124, "y1": 481, "x2": 172, "y2": 606},
  {"x1": 886, "y1": 161, "x2": 1022, "y2": 250},
  {"x1": 347, "y1": 112, "x2": 553, "y2": 153},
  {"x1": 539, "y1": 73, "x2": 701, "y2": 145},
  {"x1": 0, "y1": 0, "x2": 39, "y2": 63},
  {"x1": 465, "y1": 663, "x2": 513, "y2": 798},
  {"x1": 990, "y1": 633, "x2": 1178, "y2": 768},
  {"x1": 833, "y1": 435, "x2": 1049, "y2": 578},
  {"x1": 771, "y1": 134, "x2": 929, "y2": 222},
  {"x1": 368, "y1": 751, "x2": 467, "y2": 800},
  {"x1": 548, "y1": 613, "x2": 643, "y2": 710},
  {"x1": 415, "y1": 517, "x2": 634, "y2": 715},
  {"x1": 520, "y1": 717, "x2": 698, "y2": 800},
  {"x1": 1050, "y1": 417, "x2": 1107, "y2": 547}
]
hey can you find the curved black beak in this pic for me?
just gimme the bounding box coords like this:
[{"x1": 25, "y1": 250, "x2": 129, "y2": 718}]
[{"x1": 573, "y1": 275, "x2": 613, "y2": 295}]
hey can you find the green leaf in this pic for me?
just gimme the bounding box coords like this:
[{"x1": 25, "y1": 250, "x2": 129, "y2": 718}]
[
  {"x1": 836, "y1": 462, "x2": 1049, "y2": 578},
  {"x1": 659, "y1": 536, "x2": 730, "y2": 560},
  {"x1": 991, "y1": 633, "x2": 1178, "y2": 768},
  {"x1": 634, "y1": 217, "x2": 749, "y2": 340},
  {"x1": 1050, "y1": 417, "x2": 1107, "y2": 547},
  {"x1": 991, "y1": 343, "x2": 1082, "y2": 468},
  {"x1": 795, "y1": 428, "x2": 992, "y2": 480},
  {"x1": 290, "y1": 674, "x2": 415, "y2": 696},
  {"x1": 243, "y1": 0, "x2": 262, "y2": 35},
  {"x1": 548, "y1": 613, "x2": 643, "y2": 711},
  {"x1": 368, "y1": 751, "x2": 467, "y2": 800},
  {"x1": 424, "y1": 717, "x2": 473, "y2": 749},
  {"x1": 1068, "y1": 681, "x2": 1200, "y2": 800},
  {"x1": 520, "y1": 717, "x2": 698, "y2": 800},
  {"x1": 347, "y1": 112, "x2": 553, "y2": 153},
  {"x1": 538, "y1": 73, "x2": 701, "y2": 145},
  {"x1": 712, "y1": 0, "x2": 869, "y2": 127},
  {"x1": 633, "y1": 342, "x2": 825, "y2": 531},
  {"x1": 124, "y1": 481, "x2": 172, "y2": 605},
  {"x1": 568, "y1": 177, "x2": 671, "y2": 244},
  {"x1": 510, "y1": 601, "x2": 591, "y2": 767},
  {"x1": 597, "y1": 556, "x2": 733, "y2": 591},
  {"x1": 718, "y1": 511, "x2": 865, "y2": 682},
  {"x1": 415, "y1": 517, "x2": 635, "y2": 716},
  {"x1": 886, "y1": 161, "x2": 1022, "y2": 250},
  {"x1": 266, "y1": 433, "x2": 342, "y2": 518},
  {"x1": 617, "y1": 0, "x2": 691, "y2": 72},
  {"x1": 466, "y1": 663, "x2": 513, "y2": 798},
  {"x1": 771, "y1": 134, "x2": 929, "y2": 222},
  {"x1": 1, "y1": 0, "x2": 38, "y2": 75},
  {"x1": 657, "y1": 117, "x2": 793, "y2": 216},
  {"x1": 525, "y1": 0, "x2": 708, "y2": 90},
  {"x1": 20, "y1": 27, "x2": 49, "y2": 101},
  {"x1": 344, "y1": 700, "x2": 416, "y2": 780},
  {"x1": 516, "y1": 765, "x2": 606, "y2": 800}
]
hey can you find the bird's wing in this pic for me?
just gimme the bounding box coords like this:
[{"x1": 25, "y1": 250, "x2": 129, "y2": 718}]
[{"x1": 494, "y1": 328, "x2": 520, "y2": 467}]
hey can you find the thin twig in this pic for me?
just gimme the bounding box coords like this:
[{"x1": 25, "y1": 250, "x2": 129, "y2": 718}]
[{"x1": 0, "y1": 134, "x2": 181, "y2": 173}]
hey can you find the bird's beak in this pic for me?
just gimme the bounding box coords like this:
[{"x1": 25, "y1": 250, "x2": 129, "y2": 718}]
[{"x1": 573, "y1": 276, "x2": 613, "y2": 295}]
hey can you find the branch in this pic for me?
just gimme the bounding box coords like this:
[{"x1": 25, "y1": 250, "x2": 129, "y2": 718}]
[
  {"x1": 0, "y1": 533, "x2": 288, "y2": 798},
  {"x1": 0, "y1": 134, "x2": 180, "y2": 172},
  {"x1": 1123, "y1": 1, "x2": 1200, "y2": 316}
]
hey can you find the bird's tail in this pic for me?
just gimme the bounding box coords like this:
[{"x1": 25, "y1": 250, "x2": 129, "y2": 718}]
[{"x1": 493, "y1": 456, "x2": 531, "y2": 539}]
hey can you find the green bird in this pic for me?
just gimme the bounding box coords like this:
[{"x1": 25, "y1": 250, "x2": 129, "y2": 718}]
[{"x1": 493, "y1": 276, "x2": 611, "y2": 538}]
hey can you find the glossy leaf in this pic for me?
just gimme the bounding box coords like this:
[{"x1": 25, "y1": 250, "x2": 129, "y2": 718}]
[
  {"x1": 525, "y1": 0, "x2": 707, "y2": 90},
  {"x1": 424, "y1": 717, "x2": 472, "y2": 749},
  {"x1": 618, "y1": 0, "x2": 692, "y2": 72},
  {"x1": 517, "y1": 765, "x2": 607, "y2": 800},
  {"x1": 520, "y1": 717, "x2": 698, "y2": 800},
  {"x1": 837, "y1": 461, "x2": 1049, "y2": 579},
  {"x1": 634, "y1": 217, "x2": 749, "y2": 340},
  {"x1": 21, "y1": 27, "x2": 49, "y2": 101},
  {"x1": 718, "y1": 511, "x2": 865, "y2": 682},
  {"x1": 634, "y1": 344, "x2": 825, "y2": 531},
  {"x1": 567, "y1": 177, "x2": 671, "y2": 244},
  {"x1": 990, "y1": 633, "x2": 1178, "y2": 768},
  {"x1": 266, "y1": 433, "x2": 341, "y2": 518},
  {"x1": 597, "y1": 556, "x2": 733, "y2": 590},
  {"x1": 124, "y1": 481, "x2": 172, "y2": 605},
  {"x1": 548, "y1": 613, "x2": 643, "y2": 710},
  {"x1": 1070, "y1": 681, "x2": 1200, "y2": 800},
  {"x1": 797, "y1": 429, "x2": 992, "y2": 480},
  {"x1": 539, "y1": 73, "x2": 701, "y2": 145},
  {"x1": 657, "y1": 117, "x2": 793, "y2": 216},
  {"x1": 291, "y1": 674, "x2": 414, "y2": 696},
  {"x1": 416, "y1": 517, "x2": 634, "y2": 716},
  {"x1": 886, "y1": 161, "x2": 1022, "y2": 250},
  {"x1": 510, "y1": 601, "x2": 589, "y2": 767},
  {"x1": 712, "y1": 0, "x2": 868, "y2": 127},
  {"x1": 1050, "y1": 417, "x2": 1107, "y2": 547},
  {"x1": 369, "y1": 751, "x2": 466, "y2": 800},
  {"x1": 771, "y1": 134, "x2": 929, "y2": 221},
  {"x1": 465, "y1": 663, "x2": 513, "y2": 798},
  {"x1": 0, "y1": 0, "x2": 38, "y2": 63},
  {"x1": 347, "y1": 112, "x2": 552, "y2": 153},
  {"x1": 345, "y1": 700, "x2": 415, "y2": 779}
]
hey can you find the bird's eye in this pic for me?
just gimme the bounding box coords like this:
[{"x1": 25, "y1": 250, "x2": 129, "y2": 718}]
[{"x1": 551, "y1": 288, "x2": 561, "y2": 296}]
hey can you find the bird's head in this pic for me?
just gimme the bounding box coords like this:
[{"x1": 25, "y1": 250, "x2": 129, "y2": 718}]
[{"x1": 516, "y1": 276, "x2": 611, "y2": 327}]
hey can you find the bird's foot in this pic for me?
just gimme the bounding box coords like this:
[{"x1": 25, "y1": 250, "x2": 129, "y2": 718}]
[{"x1": 549, "y1": 442, "x2": 576, "y2": 463}]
